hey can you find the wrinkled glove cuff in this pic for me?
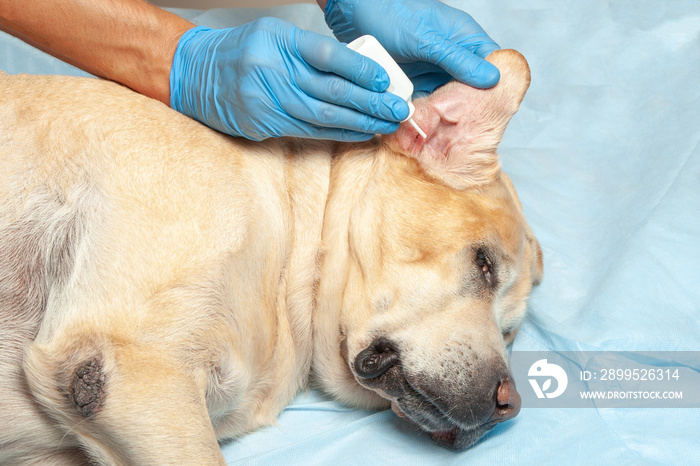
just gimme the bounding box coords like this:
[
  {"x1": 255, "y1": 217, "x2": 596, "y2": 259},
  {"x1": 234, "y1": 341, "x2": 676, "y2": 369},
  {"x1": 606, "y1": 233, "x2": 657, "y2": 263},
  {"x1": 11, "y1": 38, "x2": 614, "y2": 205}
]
[
  {"x1": 169, "y1": 26, "x2": 213, "y2": 113},
  {"x1": 323, "y1": 0, "x2": 361, "y2": 44}
]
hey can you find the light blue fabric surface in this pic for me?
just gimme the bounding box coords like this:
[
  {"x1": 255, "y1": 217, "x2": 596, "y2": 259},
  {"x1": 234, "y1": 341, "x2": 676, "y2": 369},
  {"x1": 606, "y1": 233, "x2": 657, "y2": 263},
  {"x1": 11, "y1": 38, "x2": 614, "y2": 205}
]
[{"x1": 1, "y1": 1, "x2": 699, "y2": 464}]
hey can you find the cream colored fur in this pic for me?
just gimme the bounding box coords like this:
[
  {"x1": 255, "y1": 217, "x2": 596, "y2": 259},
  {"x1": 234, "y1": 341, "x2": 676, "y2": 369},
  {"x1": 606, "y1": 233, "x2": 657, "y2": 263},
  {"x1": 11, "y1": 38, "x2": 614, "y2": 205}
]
[{"x1": 0, "y1": 50, "x2": 541, "y2": 464}]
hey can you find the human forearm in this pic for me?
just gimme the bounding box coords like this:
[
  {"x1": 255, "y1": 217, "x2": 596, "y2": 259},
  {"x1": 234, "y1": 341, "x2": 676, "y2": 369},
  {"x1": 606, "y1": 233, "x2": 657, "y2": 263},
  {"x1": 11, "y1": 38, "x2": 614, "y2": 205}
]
[{"x1": 0, "y1": 0, "x2": 193, "y2": 104}]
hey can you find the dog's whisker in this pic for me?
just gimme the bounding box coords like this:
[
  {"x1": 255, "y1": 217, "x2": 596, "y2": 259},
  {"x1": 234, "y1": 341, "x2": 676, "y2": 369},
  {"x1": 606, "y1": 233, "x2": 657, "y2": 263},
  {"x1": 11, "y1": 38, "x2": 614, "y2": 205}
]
[{"x1": 56, "y1": 415, "x2": 93, "y2": 451}]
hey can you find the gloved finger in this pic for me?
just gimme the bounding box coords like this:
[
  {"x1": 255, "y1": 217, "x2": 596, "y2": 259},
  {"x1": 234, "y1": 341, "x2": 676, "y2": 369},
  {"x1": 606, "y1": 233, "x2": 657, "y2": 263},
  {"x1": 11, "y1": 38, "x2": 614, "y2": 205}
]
[
  {"x1": 449, "y1": 13, "x2": 501, "y2": 59},
  {"x1": 421, "y1": 36, "x2": 501, "y2": 89},
  {"x1": 294, "y1": 29, "x2": 391, "y2": 93},
  {"x1": 471, "y1": 40, "x2": 500, "y2": 59},
  {"x1": 302, "y1": 126, "x2": 378, "y2": 142},
  {"x1": 268, "y1": 113, "x2": 379, "y2": 141},
  {"x1": 281, "y1": 95, "x2": 401, "y2": 135},
  {"x1": 295, "y1": 70, "x2": 409, "y2": 122}
]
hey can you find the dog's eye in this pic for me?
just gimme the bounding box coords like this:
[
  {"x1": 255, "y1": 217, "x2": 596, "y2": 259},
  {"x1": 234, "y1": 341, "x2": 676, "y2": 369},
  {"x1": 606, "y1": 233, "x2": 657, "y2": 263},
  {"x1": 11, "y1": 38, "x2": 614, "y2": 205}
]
[{"x1": 476, "y1": 249, "x2": 494, "y2": 286}]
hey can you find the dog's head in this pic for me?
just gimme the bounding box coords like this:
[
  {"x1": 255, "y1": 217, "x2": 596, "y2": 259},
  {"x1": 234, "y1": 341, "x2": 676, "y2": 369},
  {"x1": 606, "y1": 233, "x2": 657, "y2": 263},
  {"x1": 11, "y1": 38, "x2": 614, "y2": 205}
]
[{"x1": 315, "y1": 50, "x2": 541, "y2": 450}]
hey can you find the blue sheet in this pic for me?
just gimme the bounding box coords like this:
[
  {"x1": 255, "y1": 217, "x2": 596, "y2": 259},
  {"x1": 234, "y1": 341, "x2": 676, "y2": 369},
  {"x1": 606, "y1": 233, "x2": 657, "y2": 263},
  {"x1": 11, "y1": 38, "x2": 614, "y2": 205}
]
[{"x1": 2, "y1": 0, "x2": 698, "y2": 463}]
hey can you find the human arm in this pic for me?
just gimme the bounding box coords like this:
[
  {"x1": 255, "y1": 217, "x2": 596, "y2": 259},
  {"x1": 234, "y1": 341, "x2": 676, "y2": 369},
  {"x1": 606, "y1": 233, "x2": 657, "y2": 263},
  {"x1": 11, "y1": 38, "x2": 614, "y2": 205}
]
[
  {"x1": 0, "y1": 0, "x2": 193, "y2": 105},
  {"x1": 1, "y1": 0, "x2": 408, "y2": 141}
]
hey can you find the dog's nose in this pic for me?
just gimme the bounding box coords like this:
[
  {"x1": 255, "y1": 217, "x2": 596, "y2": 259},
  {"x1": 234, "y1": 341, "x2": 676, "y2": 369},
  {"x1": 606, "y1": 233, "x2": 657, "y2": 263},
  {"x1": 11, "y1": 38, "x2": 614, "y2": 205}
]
[
  {"x1": 354, "y1": 338, "x2": 399, "y2": 379},
  {"x1": 488, "y1": 376, "x2": 521, "y2": 423}
]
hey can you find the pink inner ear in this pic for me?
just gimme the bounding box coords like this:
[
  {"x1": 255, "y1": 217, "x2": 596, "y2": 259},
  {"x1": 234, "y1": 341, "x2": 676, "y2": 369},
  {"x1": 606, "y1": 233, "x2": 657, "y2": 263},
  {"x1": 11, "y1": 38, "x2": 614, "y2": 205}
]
[
  {"x1": 403, "y1": 84, "x2": 500, "y2": 159},
  {"x1": 385, "y1": 49, "x2": 531, "y2": 190},
  {"x1": 390, "y1": 102, "x2": 439, "y2": 155}
]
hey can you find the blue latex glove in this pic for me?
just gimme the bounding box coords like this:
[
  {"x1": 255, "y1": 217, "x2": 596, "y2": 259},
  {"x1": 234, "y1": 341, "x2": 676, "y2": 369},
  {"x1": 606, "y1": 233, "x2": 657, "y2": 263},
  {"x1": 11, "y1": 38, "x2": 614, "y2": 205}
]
[
  {"x1": 324, "y1": 0, "x2": 501, "y2": 94},
  {"x1": 170, "y1": 18, "x2": 410, "y2": 141}
]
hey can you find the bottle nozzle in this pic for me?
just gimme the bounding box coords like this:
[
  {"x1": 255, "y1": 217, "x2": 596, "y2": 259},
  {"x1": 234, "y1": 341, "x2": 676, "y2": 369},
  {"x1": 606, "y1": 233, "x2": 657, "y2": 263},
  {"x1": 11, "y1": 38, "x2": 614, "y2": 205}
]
[
  {"x1": 404, "y1": 101, "x2": 426, "y2": 139},
  {"x1": 407, "y1": 118, "x2": 427, "y2": 139}
]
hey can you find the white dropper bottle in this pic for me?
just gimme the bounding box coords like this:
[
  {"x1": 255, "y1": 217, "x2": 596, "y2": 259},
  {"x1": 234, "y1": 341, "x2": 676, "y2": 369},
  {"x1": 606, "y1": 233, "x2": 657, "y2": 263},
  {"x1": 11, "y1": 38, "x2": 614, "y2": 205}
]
[{"x1": 347, "y1": 35, "x2": 427, "y2": 139}]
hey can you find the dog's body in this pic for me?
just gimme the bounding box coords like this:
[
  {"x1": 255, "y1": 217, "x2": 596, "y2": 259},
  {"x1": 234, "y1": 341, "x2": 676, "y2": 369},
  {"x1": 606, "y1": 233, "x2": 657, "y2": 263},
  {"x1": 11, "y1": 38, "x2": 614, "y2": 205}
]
[{"x1": 0, "y1": 50, "x2": 541, "y2": 464}]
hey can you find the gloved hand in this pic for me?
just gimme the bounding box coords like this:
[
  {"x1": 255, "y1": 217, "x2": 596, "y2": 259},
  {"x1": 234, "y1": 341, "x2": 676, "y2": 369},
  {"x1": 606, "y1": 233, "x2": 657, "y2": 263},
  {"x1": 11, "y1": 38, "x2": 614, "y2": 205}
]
[
  {"x1": 324, "y1": 0, "x2": 501, "y2": 94},
  {"x1": 170, "y1": 18, "x2": 410, "y2": 141}
]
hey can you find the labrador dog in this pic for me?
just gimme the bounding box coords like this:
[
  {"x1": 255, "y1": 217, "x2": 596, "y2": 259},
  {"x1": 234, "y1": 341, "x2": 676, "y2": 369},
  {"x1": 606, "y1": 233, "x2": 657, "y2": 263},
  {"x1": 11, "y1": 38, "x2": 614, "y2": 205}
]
[{"x1": 0, "y1": 49, "x2": 541, "y2": 465}]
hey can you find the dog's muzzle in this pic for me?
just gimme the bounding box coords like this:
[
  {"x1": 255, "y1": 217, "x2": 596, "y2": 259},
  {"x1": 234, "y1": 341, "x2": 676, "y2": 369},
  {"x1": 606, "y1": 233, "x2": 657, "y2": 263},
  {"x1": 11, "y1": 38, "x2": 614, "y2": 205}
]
[{"x1": 353, "y1": 337, "x2": 521, "y2": 450}]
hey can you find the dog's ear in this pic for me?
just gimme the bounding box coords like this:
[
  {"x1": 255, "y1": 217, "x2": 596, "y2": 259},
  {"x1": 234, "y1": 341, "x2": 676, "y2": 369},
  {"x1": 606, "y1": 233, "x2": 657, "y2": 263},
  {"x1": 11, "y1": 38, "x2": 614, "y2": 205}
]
[{"x1": 384, "y1": 49, "x2": 530, "y2": 190}]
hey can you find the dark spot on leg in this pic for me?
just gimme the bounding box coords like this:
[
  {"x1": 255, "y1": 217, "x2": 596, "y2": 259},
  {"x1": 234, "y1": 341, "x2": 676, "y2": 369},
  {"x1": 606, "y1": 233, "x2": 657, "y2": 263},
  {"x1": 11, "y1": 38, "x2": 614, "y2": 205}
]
[{"x1": 69, "y1": 358, "x2": 105, "y2": 417}]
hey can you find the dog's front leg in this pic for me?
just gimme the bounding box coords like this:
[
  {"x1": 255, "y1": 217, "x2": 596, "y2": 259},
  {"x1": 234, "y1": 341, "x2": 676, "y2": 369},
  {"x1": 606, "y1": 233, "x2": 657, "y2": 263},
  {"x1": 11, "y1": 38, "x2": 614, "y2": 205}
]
[{"x1": 24, "y1": 333, "x2": 225, "y2": 465}]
